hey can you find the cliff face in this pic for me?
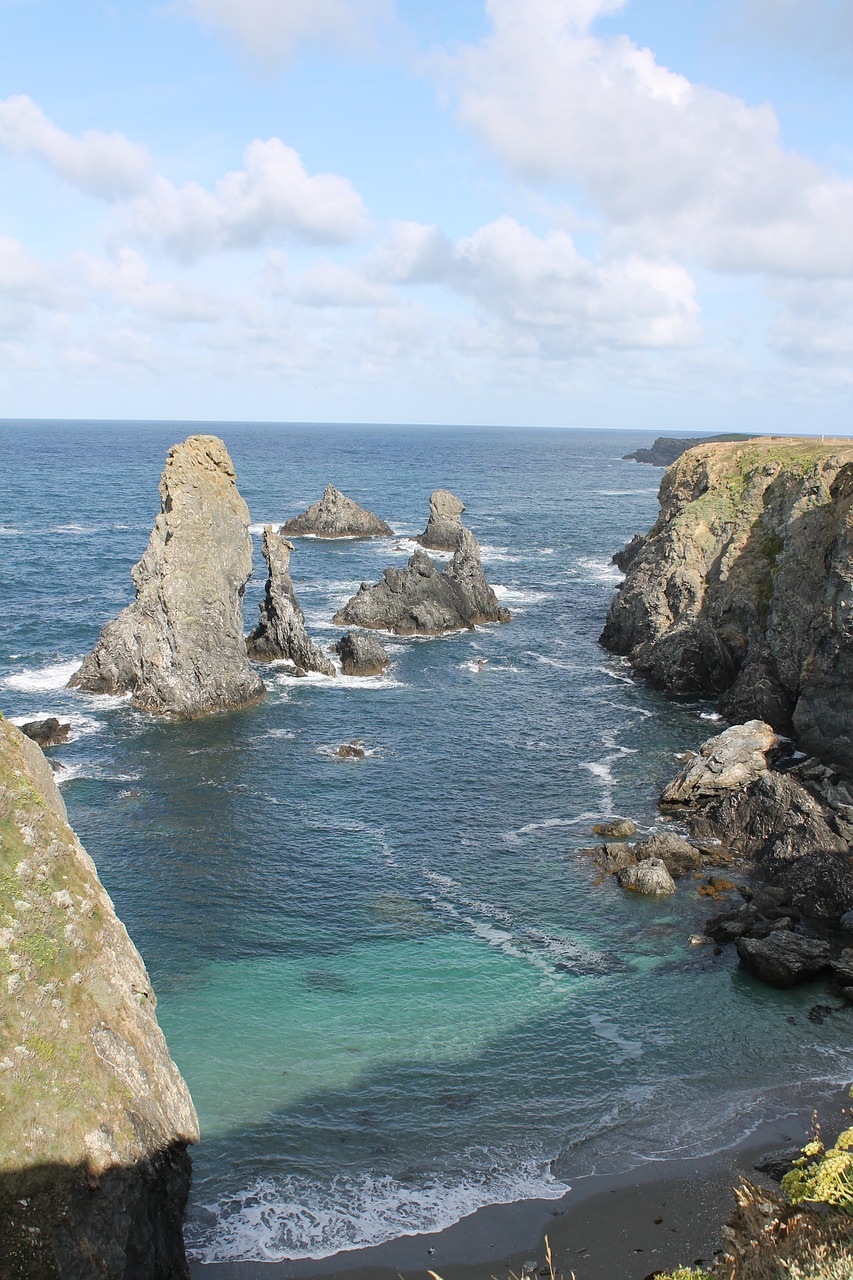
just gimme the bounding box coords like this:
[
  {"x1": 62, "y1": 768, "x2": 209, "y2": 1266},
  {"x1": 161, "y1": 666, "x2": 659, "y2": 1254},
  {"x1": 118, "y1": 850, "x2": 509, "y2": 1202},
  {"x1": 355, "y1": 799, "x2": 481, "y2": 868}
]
[
  {"x1": 601, "y1": 440, "x2": 853, "y2": 773},
  {"x1": 0, "y1": 716, "x2": 199, "y2": 1277}
]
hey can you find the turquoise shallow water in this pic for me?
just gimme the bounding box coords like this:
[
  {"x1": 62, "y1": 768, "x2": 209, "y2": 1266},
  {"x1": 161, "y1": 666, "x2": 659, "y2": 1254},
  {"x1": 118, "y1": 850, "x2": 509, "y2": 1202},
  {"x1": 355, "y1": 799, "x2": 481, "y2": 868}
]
[{"x1": 2, "y1": 422, "x2": 852, "y2": 1263}]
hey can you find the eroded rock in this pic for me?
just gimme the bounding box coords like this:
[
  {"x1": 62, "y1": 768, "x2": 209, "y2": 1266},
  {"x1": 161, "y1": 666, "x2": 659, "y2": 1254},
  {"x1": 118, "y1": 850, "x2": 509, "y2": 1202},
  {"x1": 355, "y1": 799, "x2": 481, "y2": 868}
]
[
  {"x1": 281, "y1": 484, "x2": 392, "y2": 539},
  {"x1": 335, "y1": 631, "x2": 389, "y2": 677},
  {"x1": 416, "y1": 489, "x2": 465, "y2": 551},
  {"x1": 633, "y1": 832, "x2": 701, "y2": 878},
  {"x1": 617, "y1": 857, "x2": 677, "y2": 896},
  {"x1": 736, "y1": 933, "x2": 832, "y2": 988},
  {"x1": 593, "y1": 817, "x2": 638, "y2": 839},
  {"x1": 247, "y1": 526, "x2": 335, "y2": 676},
  {"x1": 660, "y1": 721, "x2": 779, "y2": 805},
  {"x1": 20, "y1": 717, "x2": 71, "y2": 748}
]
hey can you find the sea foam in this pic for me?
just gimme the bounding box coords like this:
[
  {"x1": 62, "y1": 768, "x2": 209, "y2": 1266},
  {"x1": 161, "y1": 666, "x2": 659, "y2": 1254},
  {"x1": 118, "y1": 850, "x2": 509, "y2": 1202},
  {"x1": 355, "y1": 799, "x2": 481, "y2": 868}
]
[{"x1": 2, "y1": 658, "x2": 82, "y2": 692}]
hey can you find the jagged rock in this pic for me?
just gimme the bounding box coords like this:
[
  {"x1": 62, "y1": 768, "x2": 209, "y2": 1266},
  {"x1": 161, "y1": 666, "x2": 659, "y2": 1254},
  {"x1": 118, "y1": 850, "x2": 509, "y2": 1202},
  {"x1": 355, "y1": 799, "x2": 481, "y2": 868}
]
[
  {"x1": 830, "y1": 949, "x2": 853, "y2": 987},
  {"x1": 69, "y1": 435, "x2": 264, "y2": 718},
  {"x1": 416, "y1": 489, "x2": 465, "y2": 551},
  {"x1": 281, "y1": 484, "x2": 392, "y2": 539},
  {"x1": 593, "y1": 817, "x2": 638, "y2": 839},
  {"x1": 617, "y1": 857, "x2": 677, "y2": 896},
  {"x1": 332, "y1": 529, "x2": 510, "y2": 636},
  {"x1": 633, "y1": 832, "x2": 701, "y2": 878},
  {"x1": 336, "y1": 631, "x2": 389, "y2": 677},
  {"x1": 337, "y1": 741, "x2": 366, "y2": 759},
  {"x1": 247, "y1": 527, "x2": 335, "y2": 677},
  {"x1": 706, "y1": 904, "x2": 758, "y2": 943},
  {"x1": 660, "y1": 721, "x2": 779, "y2": 805},
  {"x1": 0, "y1": 717, "x2": 198, "y2": 1275},
  {"x1": 20, "y1": 716, "x2": 70, "y2": 747},
  {"x1": 736, "y1": 932, "x2": 832, "y2": 988},
  {"x1": 595, "y1": 843, "x2": 638, "y2": 874},
  {"x1": 601, "y1": 439, "x2": 853, "y2": 771}
]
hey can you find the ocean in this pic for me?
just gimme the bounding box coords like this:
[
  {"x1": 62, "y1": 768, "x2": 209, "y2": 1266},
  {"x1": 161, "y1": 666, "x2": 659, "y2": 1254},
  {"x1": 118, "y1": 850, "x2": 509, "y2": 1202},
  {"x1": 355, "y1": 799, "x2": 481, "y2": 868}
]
[{"x1": 2, "y1": 421, "x2": 851, "y2": 1264}]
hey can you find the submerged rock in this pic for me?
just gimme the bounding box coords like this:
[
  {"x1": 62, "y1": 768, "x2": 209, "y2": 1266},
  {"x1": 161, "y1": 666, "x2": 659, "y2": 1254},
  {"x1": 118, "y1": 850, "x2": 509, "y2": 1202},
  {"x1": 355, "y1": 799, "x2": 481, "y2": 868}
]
[
  {"x1": 0, "y1": 716, "x2": 198, "y2": 1275},
  {"x1": 20, "y1": 716, "x2": 71, "y2": 747},
  {"x1": 660, "y1": 721, "x2": 779, "y2": 805},
  {"x1": 736, "y1": 933, "x2": 832, "y2": 988},
  {"x1": 416, "y1": 489, "x2": 465, "y2": 551},
  {"x1": 617, "y1": 857, "x2": 677, "y2": 896},
  {"x1": 69, "y1": 435, "x2": 265, "y2": 718},
  {"x1": 335, "y1": 631, "x2": 389, "y2": 677},
  {"x1": 281, "y1": 484, "x2": 392, "y2": 539},
  {"x1": 332, "y1": 529, "x2": 510, "y2": 636},
  {"x1": 337, "y1": 741, "x2": 367, "y2": 759},
  {"x1": 247, "y1": 527, "x2": 335, "y2": 677}
]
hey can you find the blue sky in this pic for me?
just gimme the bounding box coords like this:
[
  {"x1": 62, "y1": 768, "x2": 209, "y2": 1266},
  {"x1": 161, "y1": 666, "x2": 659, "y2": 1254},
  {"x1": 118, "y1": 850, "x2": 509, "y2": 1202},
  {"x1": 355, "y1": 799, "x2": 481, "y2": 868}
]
[{"x1": 1, "y1": 0, "x2": 852, "y2": 429}]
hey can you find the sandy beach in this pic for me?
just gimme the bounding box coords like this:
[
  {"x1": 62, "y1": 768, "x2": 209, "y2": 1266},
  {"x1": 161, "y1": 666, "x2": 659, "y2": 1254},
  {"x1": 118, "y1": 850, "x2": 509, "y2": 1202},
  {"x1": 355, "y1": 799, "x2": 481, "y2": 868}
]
[{"x1": 192, "y1": 1084, "x2": 851, "y2": 1280}]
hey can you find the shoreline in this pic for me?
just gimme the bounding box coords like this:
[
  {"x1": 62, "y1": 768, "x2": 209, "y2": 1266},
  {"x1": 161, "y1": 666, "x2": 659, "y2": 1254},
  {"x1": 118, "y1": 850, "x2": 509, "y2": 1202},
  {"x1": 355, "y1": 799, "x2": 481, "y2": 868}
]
[{"x1": 191, "y1": 1081, "x2": 851, "y2": 1280}]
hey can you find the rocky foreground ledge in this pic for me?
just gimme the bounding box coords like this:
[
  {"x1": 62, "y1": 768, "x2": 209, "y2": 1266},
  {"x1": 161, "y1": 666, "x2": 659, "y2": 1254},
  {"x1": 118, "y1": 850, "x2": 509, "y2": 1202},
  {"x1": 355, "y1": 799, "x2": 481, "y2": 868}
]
[{"x1": 0, "y1": 714, "x2": 198, "y2": 1276}]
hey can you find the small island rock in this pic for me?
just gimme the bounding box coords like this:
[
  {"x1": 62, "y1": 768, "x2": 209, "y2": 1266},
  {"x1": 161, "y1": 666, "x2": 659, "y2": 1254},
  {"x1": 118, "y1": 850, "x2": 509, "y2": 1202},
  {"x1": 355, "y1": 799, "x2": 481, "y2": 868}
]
[
  {"x1": 416, "y1": 489, "x2": 465, "y2": 551},
  {"x1": 281, "y1": 484, "x2": 392, "y2": 539},
  {"x1": 69, "y1": 435, "x2": 265, "y2": 718},
  {"x1": 332, "y1": 528, "x2": 510, "y2": 636},
  {"x1": 247, "y1": 527, "x2": 335, "y2": 677},
  {"x1": 336, "y1": 631, "x2": 390, "y2": 677},
  {"x1": 20, "y1": 716, "x2": 71, "y2": 748},
  {"x1": 617, "y1": 857, "x2": 677, "y2": 896}
]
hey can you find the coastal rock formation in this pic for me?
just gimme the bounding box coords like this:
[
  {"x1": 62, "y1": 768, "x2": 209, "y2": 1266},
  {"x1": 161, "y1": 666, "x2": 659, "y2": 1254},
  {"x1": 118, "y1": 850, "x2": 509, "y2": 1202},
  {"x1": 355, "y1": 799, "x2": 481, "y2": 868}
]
[
  {"x1": 622, "y1": 433, "x2": 755, "y2": 467},
  {"x1": 735, "y1": 933, "x2": 832, "y2": 988},
  {"x1": 415, "y1": 489, "x2": 465, "y2": 551},
  {"x1": 335, "y1": 631, "x2": 389, "y2": 677},
  {"x1": 633, "y1": 832, "x2": 701, "y2": 878},
  {"x1": 601, "y1": 439, "x2": 853, "y2": 773},
  {"x1": 247, "y1": 527, "x2": 335, "y2": 676},
  {"x1": 281, "y1": 485, "x2": 392, "y2": 539},
  {"x1": 617, "y1": 857, "x2": 677, "y2": 896},
  {"x1": 0, "y1": 715, "x2": 199, "y2": 1276},
  {"x1": 332, "y1": 529, "x2": 510, "y2": 636},
  {"x1": 20, "y1": 716, "x2": 71, "y2": 748},
  {"x1": 660, "y1": 721, "x2": 779, "y2": 805},
  {"x1": 592, "y1": 817, "x2": 637, "y2": 839},
  {"x1": 69, "y1": 435, "x2": 265, "y2": 718}
]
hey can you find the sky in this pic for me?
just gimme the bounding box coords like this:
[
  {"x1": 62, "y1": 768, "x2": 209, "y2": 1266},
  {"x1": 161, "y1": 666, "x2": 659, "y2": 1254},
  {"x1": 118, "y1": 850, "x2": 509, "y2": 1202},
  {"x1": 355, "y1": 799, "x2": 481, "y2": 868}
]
[{"x1": 1, "y1": 0, "x2": 852, "y2": 429}]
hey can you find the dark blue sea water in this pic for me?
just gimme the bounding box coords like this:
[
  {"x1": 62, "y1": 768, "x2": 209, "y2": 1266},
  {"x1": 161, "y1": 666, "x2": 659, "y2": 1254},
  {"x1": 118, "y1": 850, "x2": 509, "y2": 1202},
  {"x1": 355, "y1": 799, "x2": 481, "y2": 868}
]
[{"x1": 2, "y1": 422, "x2": 851, "y2": 1263}]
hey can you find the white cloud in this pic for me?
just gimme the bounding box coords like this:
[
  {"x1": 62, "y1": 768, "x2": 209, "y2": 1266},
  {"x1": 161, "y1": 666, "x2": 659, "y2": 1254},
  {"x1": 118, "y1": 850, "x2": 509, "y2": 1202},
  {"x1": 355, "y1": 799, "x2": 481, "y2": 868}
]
[
  {"x1": 264, "y1": 252, "x2": 395, "y2": 307},
  {"x1": 78, "y1": 249, "x2": 225, "y2": 323},
  {"x1": 181, "y1": 0, "x2": 391, "y2": 65},
  {"x1": 769, "y1": 280, "x2": 853, "y2": 370},
  {"x1": 0, "y1": 94, "x2": 151, "y2": 199},
  {"x1": 125, "y1": 138, "x2": 369, "y2": 258},
  {"x1": 727, "y1": 0, "x2": 853, "y2": 69},
  {"x1": 439, "y1": 0, "x2": 853, "y2": 278}
]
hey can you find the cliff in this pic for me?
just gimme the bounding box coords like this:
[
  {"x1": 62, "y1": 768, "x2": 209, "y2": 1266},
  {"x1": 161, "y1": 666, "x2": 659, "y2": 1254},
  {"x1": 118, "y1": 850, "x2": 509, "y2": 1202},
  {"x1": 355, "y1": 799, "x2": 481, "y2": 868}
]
[
  {"x1": 0, "y1": 715, "x2": 199, "y2": 1277},
  {"x1": 601, "y1": 439, "x2": 853, "y2": 774},
  {"x1": 70, "y1": 435, "x2": 265, "y2": 718}
]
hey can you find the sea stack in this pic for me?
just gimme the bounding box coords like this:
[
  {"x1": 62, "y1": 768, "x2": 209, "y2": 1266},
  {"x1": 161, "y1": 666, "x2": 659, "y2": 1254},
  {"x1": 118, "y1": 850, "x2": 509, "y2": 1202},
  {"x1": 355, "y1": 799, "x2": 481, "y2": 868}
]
[
  {"x1": 336, "y1": 630, "x2": 390, "y2": 676},
  {"x1": 69, "y1": 434, "x2": 265, "y2": 717},
  {"x1": 333, "y1": 528, "x2": 510, "y2": 636},
  {"x1": 281, "y1": 484, "x2": 393, "y2": 538},
  {"x1": 247, "y1": 526, "x2": 336, "y2": 676},
  {"x1": 415, "y1": 489, "x2": 465, "y2": 551},
  {"x1": 0, "y1": 716, "x2": 199, "y2": 1274}
]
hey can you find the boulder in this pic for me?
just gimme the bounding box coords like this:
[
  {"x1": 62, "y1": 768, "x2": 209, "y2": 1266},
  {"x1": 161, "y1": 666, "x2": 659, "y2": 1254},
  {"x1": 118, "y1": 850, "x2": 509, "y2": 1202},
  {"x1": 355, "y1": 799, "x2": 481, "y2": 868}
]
[
  {"x1": 633, "y1": 832, "x2": 701, "y2": 878},
  {"x1": 332, "y1": 529, "x2": 511, "y2": 636},
  {"x1": 247, "y1": 527, "x2": 335, "y2": 676},
  {"x1": 617, "y1": 857, "x2": 677, "y2": 896},
  {"x1": 337, "y1": 741, "x2": 367, "y2": 759},
  {"x1": 20, "y1": 716, "x2": 70, "y2": 747},
  {"x1": 336, "y1": 631, "x2": 389, "y2": 677},
  {"x1": 69, "y1": 435, "x2": 265, "y2": 718},
  {"x1": 660, "y1": 721, "x2": 779, "y2": 805},
  {"x1": 735, "y1": 933, "x2": 832, "y2": 988},
  {"x1": 830, "y1": 949, "x2": 853, "y2": 987},
  {"x1": 281, "y1": 484, "x2": 392, "y2": 538},
  {"x1": 416, "y1": 489, "x2": 465, "y2": 551},
  {"x1": 593, "y1": 817, "x2": 638, "y2": 839},
  {"x1": 595, "y1": 843, "x2": 638, "y2": 875}
]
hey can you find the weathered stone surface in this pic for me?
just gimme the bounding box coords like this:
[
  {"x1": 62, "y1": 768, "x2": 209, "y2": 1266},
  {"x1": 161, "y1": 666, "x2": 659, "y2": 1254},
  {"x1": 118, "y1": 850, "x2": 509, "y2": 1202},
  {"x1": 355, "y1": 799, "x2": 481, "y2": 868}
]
[
  {"x1": 593, "y1": 817, "x2": 638, "y2": 839},
  {"x1": 247, "y1": 527, "x2": 335, "y2": 676},
  {"x1": 601, "y1": 439, "x2": 853, "y2": 771},
  {"x1": 335, "y1": 631, "x2": 389, "y2": 677},
  {"x1": 736, "y1": 932, "x2": 831, "y2": 988},
  {"x1": 281, "y1": 484, "x2": 392, "y2": 539},
  {"x1": 337, "y1": 741, "x2": 367, "y2": 759},
  {"x1": 633, "y1": 832, "x2": 701, "y2": 878},
  {"x1": 830, "y1": 949, "x2": 853, "y2": 987},
  {"x1": 332, "y1": 529, "x2": 510, "y2": 636},
  {"x1": 69, "y1": 435, "x2": 265, "y2": 718},
  {"x1": 660, "y1": 721, "x2": 779, "y2": 805},
  {"x1": 415, "y1": 489, "x2": 465, "y2": 551},
  {"x1": 617, "y1": 857, "x2": 677, "y2": 896},
  {"x1": 20, "y1": 716, "x2": 71, "y2": 747},
  {"x1": 0, "y1": 716, "x2": 198, "y2": 1276},
  {"x1": 595, "y1": 843, "x2": 637, "y2": 875}
]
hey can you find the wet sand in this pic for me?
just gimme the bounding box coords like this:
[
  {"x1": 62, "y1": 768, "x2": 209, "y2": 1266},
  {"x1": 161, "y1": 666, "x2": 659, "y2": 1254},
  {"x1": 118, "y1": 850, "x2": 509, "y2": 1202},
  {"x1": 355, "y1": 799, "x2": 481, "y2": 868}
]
[{"x1": 192, "y1": 1085, "x2": 851, "y2": 1280}]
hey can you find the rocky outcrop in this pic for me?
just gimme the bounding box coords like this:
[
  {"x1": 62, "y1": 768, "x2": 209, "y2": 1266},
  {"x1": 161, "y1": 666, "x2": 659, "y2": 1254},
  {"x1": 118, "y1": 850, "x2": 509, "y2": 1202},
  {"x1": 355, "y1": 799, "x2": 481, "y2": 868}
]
[
  {"x1": 592, "y1": 817, "x2": 637, "y2": 839},
  {"x1": 69, "y1": 435, "x2": 265, "y2": 718},
  {"x1": 633, "y1": 832, "x2": 701, "y2": 878},
  {"x1": 660, "y1": 721, "x2": 779, "y2": 805},
  {"x1": 0, "y1": 715, "x2": 199, "y2": 1276},
  {"x1": 332, "y1": 529, "x2": 510, "y2": 636},
  {"x1": 601, "y1": 440, "x2": 853, "y2": 773},
  {"x1": 335, "y1": 631, "x2": 389, "y2": 677},
  {"x1": 281, "y1": 485, "x2": 392, "y2": 538},
  {"x1": 415, "y1": 490, "x2": 465, "y2": 551},
  {"x1": 246, "y1": 527, "x2": 335, "y2": 676},
  {"x1": 617, "y1": 857, "x2": 677, "y2": 895},
  {"x1": 20, "y1": 717, "x2": 71, "y2": 748},
  {"x1": 735, "y1": 933, "x2": 832, "y2": 988}
]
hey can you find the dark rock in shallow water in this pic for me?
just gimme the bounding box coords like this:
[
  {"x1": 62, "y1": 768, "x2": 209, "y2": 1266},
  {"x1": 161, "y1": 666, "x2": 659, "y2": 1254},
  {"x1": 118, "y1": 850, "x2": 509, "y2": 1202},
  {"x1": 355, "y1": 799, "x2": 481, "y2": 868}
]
[
  {"x1": 20, "y1": 716, "x2": 70, "y2": 747},
  {"x1": 247, "y1": 527, "x2": 335, "y2": 677},
  {"x1": 337, "y1": 741, "x2": 366, "y2": 759},
  {"x1": 281, "y1": 484, "x2": 392, "y2": 539},
  {"x1": 415, "y1": 489, "x2": 465, "y2": 551},
  {"x1": 332, "y1": 529, "x2": 510, "y2": 636},
  {"x1": 69, "y1": 435, "x2": 265, "y2": 718},
  {"x1": 736, "y1": 932, "x2": 832, "y2": 988},
  {"x1": 336, "y1": 631, "x2": 389, "y2": 677}
]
